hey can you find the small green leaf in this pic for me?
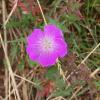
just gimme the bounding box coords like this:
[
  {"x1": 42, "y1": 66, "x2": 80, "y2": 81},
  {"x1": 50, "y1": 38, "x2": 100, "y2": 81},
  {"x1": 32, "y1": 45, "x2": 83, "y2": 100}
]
[
  {"x1": 53, "y1": 86, "x2": 73, "y2": 97},
  {"x1": 32, "y1": 78, "x2": 42, "y2": 90},
  {"x1": 95, "y1": 81, "x2": 100, "y2": 90},
  {"x1": 45, "y1": 66, "x2": 58, "y2": 80},
  {"x1": 55, "y1": 78, "x2": 66, "y2": 89}
]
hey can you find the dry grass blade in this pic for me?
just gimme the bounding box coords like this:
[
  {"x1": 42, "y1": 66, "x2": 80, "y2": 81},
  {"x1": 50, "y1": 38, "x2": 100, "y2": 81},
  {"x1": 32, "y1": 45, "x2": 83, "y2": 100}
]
[
  {"x1": 36, "y1": 0, "x2": 47, "y2": 25},
  {"x1": 77, "y1": 43, "x2": 100, "y2": 67},
  {"x1": 22, "y1": 74, "x2": 28, "y2": 100},
  {"x1": 57, "y1": 60, "x2": 66, "y2": 81},
  {"x1": 69, "y1": 86, "x2": 83, "y2": 100},
  {"x1": 9, "y1": 73, "x2": 11, "y2": 100},
  {"x1": 4, "y1": 70, "x2": 33, "y2": 100},
  {"x1": 90, "y1": 68, "x2": 100, "y2": 78},
  {"x1": 50, "y1": 96, "x2": 66, "y2": 100},
  {"x1": 14, "y1": 73, "x2": 37, "y2": 86},
  {"x1": 3, "y1": 0, "x2": 18, "y2": 26},
  {"x1": 2, "y1": 0, "x2": 8, "y2": 99},
  {"x1": 0, "y1": 33, "x2": 21, "y2": 100},
  {"x1": 2, "y1": 0, "x2": 20, "y2": 99},
  {"x1": 66, "y1": 43, "x2": 100, "y2": 81}
]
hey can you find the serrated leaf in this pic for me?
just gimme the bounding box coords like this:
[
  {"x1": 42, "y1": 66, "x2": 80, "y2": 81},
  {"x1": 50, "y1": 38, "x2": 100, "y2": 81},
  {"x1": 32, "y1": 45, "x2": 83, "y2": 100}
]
[
  {"x1": 45, "y1": 66, "x2": 58, "y2": 80},
  {"x1": 55, "y1": 78, "x2": 66, "y2": 89},
  {"x1": 53, "y1": 86, "x2": 73, "y2": 97}
]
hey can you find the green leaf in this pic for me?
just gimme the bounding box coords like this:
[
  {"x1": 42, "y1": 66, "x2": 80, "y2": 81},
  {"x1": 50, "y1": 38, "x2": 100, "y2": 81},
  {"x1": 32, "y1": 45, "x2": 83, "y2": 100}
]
[
  {"x1": 66, "y1": 14, "x2": 79, "y2": 23},
  {"x1": 95, "y1": 81, "x2": 100, "y2": 90},
  {"x1": 55, "y1": 78, "x2": 66, "y2": 89},
  {"x1": 48, "y1": 18, "x2": 69, "y2": 32},
  {"x1": 53, "y1": 86, "x2": 73, "y2": 97},
  {"x1": 32, "y1": 78, "x2": 42, "y2": 90},
  {"x1": 45, "y1": 66, "x2": 58, "y2": 80}
]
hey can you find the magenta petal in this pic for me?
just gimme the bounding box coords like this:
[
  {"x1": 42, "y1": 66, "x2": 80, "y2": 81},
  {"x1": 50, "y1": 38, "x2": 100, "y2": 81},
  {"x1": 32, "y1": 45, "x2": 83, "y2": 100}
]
[
  {"x1": 38, "y1": 52, "x2": 58, "y2": 67},
  {"x1": 26, "y1": 45, "x2": 40, "y2": 61},
  {"x1": 27, "y1": 29, "x2": 44, "y2": 44},
  {"x1": 56, "y1": 38, "x2": 68, "y2": 57},
  {"x1": 44, "y1": 24, "x2": 63, "y2": 38}
]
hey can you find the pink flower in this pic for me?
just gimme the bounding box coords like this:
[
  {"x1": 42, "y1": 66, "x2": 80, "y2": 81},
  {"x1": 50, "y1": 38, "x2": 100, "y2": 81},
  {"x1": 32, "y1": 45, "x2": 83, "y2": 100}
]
[{"x1": 26, "y1": 24, "x2": 68, "y2": 67}]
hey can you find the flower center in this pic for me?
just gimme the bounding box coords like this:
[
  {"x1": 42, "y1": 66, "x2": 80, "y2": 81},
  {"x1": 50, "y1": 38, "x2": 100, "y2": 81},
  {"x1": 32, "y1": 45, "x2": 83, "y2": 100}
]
[
  {"x1": 39, "y1": 36, "x2": 56, "y2": 52},
  {"x1": 42, "y1": 38, "x2": 52, "y2": 49}
]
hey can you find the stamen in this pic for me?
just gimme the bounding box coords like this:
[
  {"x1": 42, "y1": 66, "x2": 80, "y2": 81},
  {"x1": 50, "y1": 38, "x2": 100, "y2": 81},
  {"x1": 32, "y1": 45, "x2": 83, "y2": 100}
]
[{"x1": 39, "y1": 36, "x2": 56, "y2": 52}]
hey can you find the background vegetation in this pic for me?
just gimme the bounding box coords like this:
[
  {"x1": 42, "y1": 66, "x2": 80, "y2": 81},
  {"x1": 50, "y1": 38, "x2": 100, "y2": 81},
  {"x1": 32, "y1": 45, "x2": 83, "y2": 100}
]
[{"x1": 0, "y1": 0, "x2": 100, "y2": 100}]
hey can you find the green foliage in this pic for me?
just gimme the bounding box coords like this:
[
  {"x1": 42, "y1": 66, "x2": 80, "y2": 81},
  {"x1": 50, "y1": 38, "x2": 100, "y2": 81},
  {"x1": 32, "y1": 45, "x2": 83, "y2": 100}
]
[
  {"x1": 18, "y1": 59, "x2": 25, "y2": 71},
  {"x1": 48, "y1": 18, "x2": 69, "y2": 32},
  {"x1": 45, "y1": 66, "x2": 58, "y2": 80},
  {"x1": 32, "y1": 78, "x2": 42, "y2": 90},
  {"x1": 95, "y1": 81, "x2": 100, "y2": 90},
  {"x1": 53, "y1": 86, "x2": 73, "y2": 97},
  {"x1": 66, "y1": 13, "x2": 79, "y2": 23},
  {"x1": 50, "y1": 0, "x2": 62, "y2": 14},
  {"x1": 7, "y1": 37, "x2": 25, "y2": 44},
  {"x1": 55, "y1": 77, "x2": 66, "y2": 89},
  {"x1": 9, "y1": 42, "x2": 19, "y2": 65},
  {"x1": 6, "y1": 13, "x2": 35, "y2": 29},
  {"x1": 84, "y1": 0, "x2": 100, "y2": 15}
]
